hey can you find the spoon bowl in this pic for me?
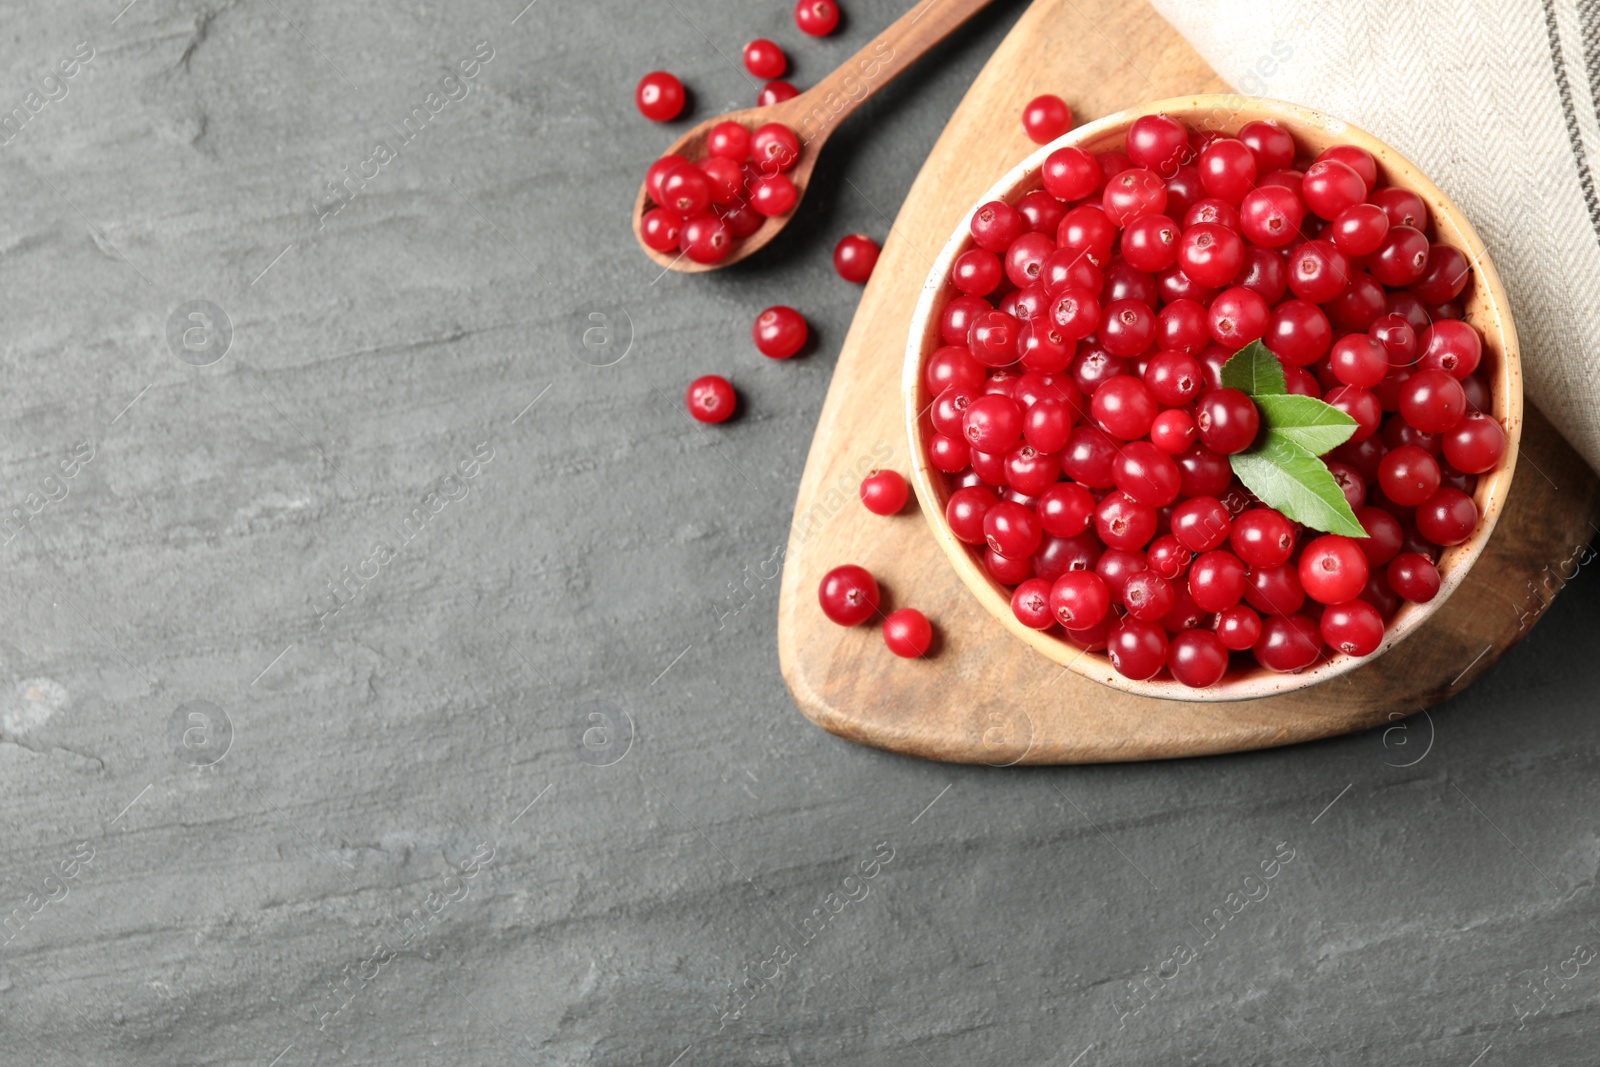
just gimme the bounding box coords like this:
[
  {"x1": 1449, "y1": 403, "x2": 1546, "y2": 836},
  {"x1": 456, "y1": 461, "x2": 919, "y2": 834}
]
[{"x1": 632, "y1": 0, "x2": 996, "y2": 273}]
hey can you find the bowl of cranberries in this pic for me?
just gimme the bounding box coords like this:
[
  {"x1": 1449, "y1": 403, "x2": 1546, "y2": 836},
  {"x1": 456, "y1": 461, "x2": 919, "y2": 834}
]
[{"x1": 904, "y1": 96, "x2": 1521, "y2": 698}]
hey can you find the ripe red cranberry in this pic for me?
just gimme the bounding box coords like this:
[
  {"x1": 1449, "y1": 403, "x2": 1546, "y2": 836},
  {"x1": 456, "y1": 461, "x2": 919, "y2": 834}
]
[
  {"x1": 1143, "y1": 351, "x2": 1202, "y2": 408},
  {"x1": 1126, "y1": 113, "x2": 1192, "y2": 175},
  {"x1": 1355, "y1": 506, "x2": 1404, "y2": 567},
  {"x1": 1411, "y1": 243, "x2": 1472, "y2": 304},
  {"x1": 963, "y1": 393, "x2": 1023, "y2": 452},
  {"x1": 1316, "y1": 144, "x2": 1377, "y2": 188},
  {"x1": 1254, "y1": 613, "x2": 1323, "y2": 672},
  {"x1": 1329, "y1": 202, "x2": 1390, "y2": 257},
  {"x1": 1208, "y1": 286, "x2": 1270, "y2": 347},
  {"x1": 1371, "y1": 186, "x2": 1428, "y2": 230},
  {"x1": 1011, "y1": 579, "x2": 1055, "y2": 629},
  {"x1": 1388, "y1": 551, "x2": 1441, "y2": 603},
  {"x1": 1196, "y1": 137, "x2": 1257, "y2": 204},
  {"x1": 968, "y1": 309, "x2": 1022, "y2": 368},
  {"x1": 1035, "y1": 530, "x2": 1102, "y2": 581},
  {"x1": 1062, "y1": 425, "x2": 1119, "y2": 487},
  {"x1": 1004, "y1": 444, "x2": 1060, "y2": 495},
  {"x1": 1329, "y1": 335, "x2": 1388, "y2": 389},
  {"x1": 1149, "y1": 409, "x2": 1196, "y2": 454},
  {"x1": 753, "y1": 306, "x2": 808, "y2": 359},
  {"x1": 1214, "y1": 604, "x2": 1262, "y2": 651},
  {"x1": 645, "y1": 155, "x2": 690, "y2": 203},
  {"x1": 1415, "y1": 487, "x2": 1479, "y2": 546},
  {"x1": 758, "y1": 80, "x2": 799, "y2": 106},
  {"x1": 1244, "y1": 562, "x2": 1306, "y2": 616},
  {"x1": 687, "y1": 374, "x2": 736, "y2": 423},
  {"x1": 1178, "y1": 223, "x2": 1244, "y2": 288},
  {"x1": 1175, "y1": 444, "x2": 1232, "y2": 498},
  {"x1": 635, "y1": 71, "x2": 686, "y2": 122},
  {"x1": 660, "y1": 164, "x2": 712, "y2": 217},
  {"x1": 1238, "y1": 120, "x2": 1295, "y2": 172},
  {"x1": 1399, "y1": 369, "x2": 1467, "y2": 433},
  {"x1": 1164, "y1": 163, "x2": 1205, "y2": 218},
  {"x1": 641, "y1": 208, "x2": 684, "y2": 253},
  {"x1": 1113, "y1": 441, "x2": 1182, "y2": 507},
  {"x1": 1233, "y1": 247, "x2": 1288, "y2": 304},
  {"x1": 985, "y1": 500, "x2": 1042, "y2": 559},
  {"x1": 1325, "y1": 271, "x2": 1387, "y2": 331},
  {"x1": 743, "y1": 39, "x2": 787, "y2": 79},
  {"x1": 1229, "y1": 507, "x2": 1295, "y2": 568},
  {"x1": 794, "y1": 0, "x2": 839, "y2": 35},
  {"x1": 698, "y1": 157, "x2": 744, "y2": 205},
  {"x1": 1120, "y1": 214, "x2": 1181, "y2": 273},
  {"x1": 1324, "y1": 385, "x2": 1382, "y2": 441},
  {"x1": 720, "y1": 202, "x2": 764, "y2": 238},
  {"x1": 1164, "y1": 499, "x2": 1230, "y2": 559},
  {"x1": 1099, "y1": 299, "x2": 1157, "y2": 357},
  {"x1": 1299, "y1": 535, "x2": 1369, "y2": 604},
  {"x1": 819, "y1": 564, "x2": 879, "y2": 625},
  {"x1": 1238, "y1": 185, "x2": 1303, "y2": 249},
  {"x1": 952, "y1": 249, "x2": 1003, "y2": 297},
  {"x1": 1102, "y1": 169, "x2": 1168, "y2": 226},
  {"x1": 1096, "y1": 491, "x2": 1158, "y2": 550},
  {"x1": 1147, "y1": 534, "x2": 1193, "y2": 579},
  {"x1": 1185, "y1": 197, "x2": 1242, "y2": 235},
  {"x1": 1041, "y1": 146, "x2": 1099, "y2": 200},
  {"x1": 749, "y1": 173, "x2": 798, "y2": 216},
  {"x1": 1005, "y1": 231, "x2": 1057, "y2": 288},
  {"x1": 926, "y1": 433, "x2": 968, "y2": 473},
  {"x1": 946, "y1": 485, "x2": 997, "y2": 543},
  {"x1": 1122, "y1": 571, "x2": 1176, "y2": 622},
  {"x1": 927, "y1": 345, "x2": 985, "y2": 395},
  {"x1": 1167, "y1": 627, "x2": 1228, "y2": 687},
  {"x1": 1022, "y1": 94, "x2": 1073, "y2": 143},
  {"x1": 1441, "y1": 412, "x2": 1505, "y2": 473},
  {"x1": 1264, "y1": 299, "x2": 1332, "y2": 367},
  {"x1": 1287, "y1": 240, "x2": 1351, "y2": 304},
  {"x1": 1016, "y1": 190, "x2": 1067, "y2": 234},
  {"x1": 1050, "y1": 571, "x2": 1110, "y2": 630},
  {"x1": 833, "y1": 233, "x2": 880, "y2": 283},
  {"x1": 1109, "y1": 618, "x2": 1170, "y2": 680},
  {"x1": 1091, "y1": 376, "x2": 1158, "y2": 440},
  {"x1": 1370, "y1": 225, "x2": 1431, "y2": 287},
  {"x1": 1321, "y1": 599, "x2": 1383, "y2": 656},
  {"x1": 1418, "y1": 321, "x2": 1482, "y2": 379},
  {"x1": 1195, "y1": 388, "x2": 1259, "y2": 454},
  {"x1": 971, "y1": 201, "x2": 1025, "y2": 253},
  {"x1": 1378, "y1": 445, "x2": 1441, "y2": 506},
  {"x1": 860, "y1": 470, "x2": 908, "y2": 515},
  {"x1": 986, "y1": 546, "x2": 1034, "y2": 583},
  {"x1": 751, "y1": 123, "x2": 800, "y2": 172},
  {"x1": 1057, "y1": 204, "x2": 1117, "y2": 264},
  {"x1": 1301, "y1": 158, "x2": 1366, "y2": 219},
  {"x1": 1189, "y1": 549, "x2": 1247, "y2": 612},
  {"x1": 883, "y1": 608, "x2": 932, "y2": 657},
  {"x1": 1036, "y1": 482, "x2": 1093, "y2": 538}
]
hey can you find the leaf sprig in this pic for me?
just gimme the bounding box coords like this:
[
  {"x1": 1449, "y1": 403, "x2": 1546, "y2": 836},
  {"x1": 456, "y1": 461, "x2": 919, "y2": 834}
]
[{"x1": 1219, "y1": 342, "x2": 1368, "y2": 538}]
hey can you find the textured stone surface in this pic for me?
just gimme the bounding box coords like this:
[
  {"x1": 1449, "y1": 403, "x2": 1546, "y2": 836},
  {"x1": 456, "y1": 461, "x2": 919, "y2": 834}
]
[{"x1": 0, "y1": 1, "x2": 1597, "y2": 1064}]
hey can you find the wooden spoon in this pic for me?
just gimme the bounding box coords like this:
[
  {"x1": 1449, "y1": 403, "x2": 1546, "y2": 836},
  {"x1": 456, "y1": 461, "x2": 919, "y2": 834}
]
[{"x1": 632, "y1": 0, "x2": 999, "y2": 273}]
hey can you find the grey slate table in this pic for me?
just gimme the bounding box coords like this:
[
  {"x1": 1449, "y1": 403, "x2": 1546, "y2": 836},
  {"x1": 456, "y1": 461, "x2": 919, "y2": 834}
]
[{"x1": 1, "y1": 1, "x2": 1598, "y2": 1063}]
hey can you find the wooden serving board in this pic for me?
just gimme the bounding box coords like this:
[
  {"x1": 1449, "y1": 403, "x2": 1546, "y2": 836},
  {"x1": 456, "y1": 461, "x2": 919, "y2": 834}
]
[{"x1": 776, "y1": 0, "x2": 1600, "y2": 764}]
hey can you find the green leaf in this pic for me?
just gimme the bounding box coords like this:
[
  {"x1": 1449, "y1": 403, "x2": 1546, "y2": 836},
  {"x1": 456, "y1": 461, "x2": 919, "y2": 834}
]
[
  {"x1": 1230, "y1": 434, "x2": 1368, "y2": 538},
  {"x1": 1254, "y1": 394, "x2": 1358, "y2": 456},
  {"x1": 1219, "y1": 341, "x2": 1287, "y2": 396}
]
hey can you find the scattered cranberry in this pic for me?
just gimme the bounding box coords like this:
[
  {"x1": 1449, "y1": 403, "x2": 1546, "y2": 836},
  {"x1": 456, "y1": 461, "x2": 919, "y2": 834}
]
[
  {"x1": 819, "y1": 564, "x2": 879, "y2": 626},
  {"x1": 794, "y1": 0, "x2": 839, "y2": 35},
  {"x1": 1022, "y1": 94, "x2": 1074, "y2": 144},
  {"x1": 686, "y1": 374, "x2": 736, "y2": 423},
  {"x1": 860, "y1": 470, "x2": 909, "y2": 515},
  {"x1": 753, "y1": 306, "x2": 808, "y2": 359},
  {"x1": 635, "y1": 72, "x2": 686, "y2": 122},
  {"x1": 883, "y1": 608, "x2": 932, "y2": 657},
  {"x1": 743, "y1": 39, "x2": 787, "y2": 79},
  {"x1": 834, "y1": 233, "x2": 880, "y2": 283}
]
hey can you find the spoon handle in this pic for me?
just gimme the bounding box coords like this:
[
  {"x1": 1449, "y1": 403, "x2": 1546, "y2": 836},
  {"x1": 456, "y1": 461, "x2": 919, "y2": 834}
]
[{"x1": 788, "y1": 0, "x2": 999, "y2": 146}]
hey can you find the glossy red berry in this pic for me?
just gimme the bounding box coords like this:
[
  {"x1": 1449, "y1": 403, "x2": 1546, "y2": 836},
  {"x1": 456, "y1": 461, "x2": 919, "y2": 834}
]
[
  {"x1": 1370, "y1": 225, "x2": 1431, "y2": 288},
  {"x1": 1299, "y1": 535, "x2": 1369, "y2": 605},
  {"x1": 749, "y1": 173, "x2": 798, "y2": 216},
  {"x1": 1189, "y1": 549, "x2": 1247, "y2": 612},
  {"x1": 743, "y1": 39, "x2": 787, "y2": 79},
  {"x1": 883, "y1": 608, "x2": 932, "y2": 657},
  {"x1": 1301, "y1": 158, "x2": 1366, "y2": 219},
  {"x1": 834, "y1": 233, "x2": 880, "y2": 283},
  {"x1": 707, "y1": 121, "x2": 751, "y2": 162},
  {"x1": 1378, "y1": 444, "x2": 1441, "y2": 506},
  {"x1": 1244, "y1": 562, "x2": 1305, "y2": 616},
  {"x1": 1238, "y1": 185, "x2": 1303, "y2": 249},
  {"x1": 1095, "y1": 491, "x2": 1158, "y2": 550},
  {"x1": 860, "y1": 470, "x2": 909, "y2": 515},
  {"x1": 1112, "y1": 441, "x2": 1181, "y2": 507},
  {"x1": 1214, "y1": 604, "x2": 1262, "y2": 651},
  {"x1": 1041, "y1": 146, "x2": 1099, "y2": 201},
  {"x1": 753, "y1": 306, "x2": 808, "y2": 359},
  {"x1": 1197, "y1": 137, "x2": 1257, "y2": 204},
  {"x1": 1091, "y1": 376, "x2": 1158, "y2": 440},
  {"x1": 1102, "y1": 169, "x2": 1168, "y2": 227},
  {"x1": 1195, "y1": 388, "x2": 1259, "y2": 454},
  {"x1": 1254, "y1": 613, "x2": 1324, "y2": 672},
  {"x1": 1168, "y1": 628, "x2": 1229, "y2": 687},
  {"x1": 1238, "y1": 120, "x2": 1295, "y2": 172},
  {"x1": 1329, "y1": 202, "x2": 1390, "y2": 257},
  {"x1": 1387, "y1": 552, "x2": 1441, "y2": 603},
  {"x1": 1011, "y1": 578, "x2": 1055, "y2": 630},
  {"x1": 1022, "y1": 94, "x2": 1073, "y2": 144},
  {"x1": 1399, "y1": 369, "x2": 1467, "y2": 434},
  {"x1": 1178, "y1": 223, "x2": 1244, "y2": 288},
  {"x1": 1418, "y1": 320, "x2": 1483, "y2": 379},
  {"x1": 1441, "y1": 411, "x2": 1505, "y2": 473},
  {"x1": 819, "y1": 564, "x2": 879, "y2": 625},
  {"x1": 1037, "y1": 482, "x2": 1095, "y2": 537},
  {"x1": 1126, "y1": 113, "x2": 1191, "y2": 175},
  {"x1": 984, "y1": 500, "x2": 1042, "y2": 558},
  {"x1": 686, "y1": 374, "x2": 736, "y2": 423},
  {"x1": 680, "y1": 212, "x2": 733, "y2": 263},
  {"x1": 1171, "y1": 496, "x2": 1232, "y2": 552},
  {"x1": 641, "y1": 208, "x2": 684, "y2": 253},
  {"x1": 636, "y1": 72, "x2": 686, "y2": 122},
  {"x1": 758, "y1": 80, "x2": 800, "y2": 106},
  {"x1": 1411, "y1": 243, "x2": 1472, "y2": 304},
  {"x1": 1149, "y1": 408, "x2": 1196, "y2": 454},
  {"x1": 1109, "y1": 618, "x2": 1170, "y2": 680},
  {"x1": 1321, "y1": 599, "x2": 1383, "y2": 656},
  {"x1": 946, "y1": 485, "x2": 996, "y2": 544},
  {"x1": 963, "y1": 393, "x2": 1023, "y2": 452},
  {"x1": 1122, "y1": 571, "x2": 1176, "y2": 622},
  {"x1": 1050, "y1": 571, "x2": 1110, "y2": 630},
  {"x1": 1415, "y1": 487, "x2": 1479, "y2": 546},
  {"x1": 794, "y1": 0, "x2": 839, "y2": 34}
]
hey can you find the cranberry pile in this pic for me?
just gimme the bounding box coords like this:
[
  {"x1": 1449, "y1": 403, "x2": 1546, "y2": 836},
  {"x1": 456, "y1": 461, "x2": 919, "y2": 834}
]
[{"x1": 922, "y1": 113, "x2": 1507, "y2": 686}]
